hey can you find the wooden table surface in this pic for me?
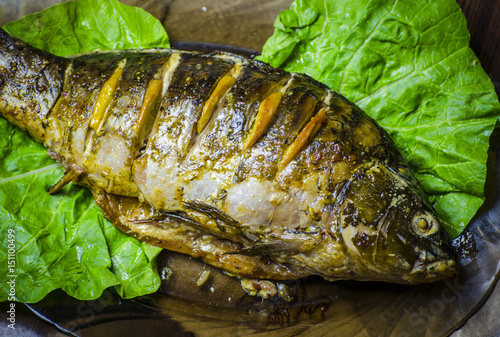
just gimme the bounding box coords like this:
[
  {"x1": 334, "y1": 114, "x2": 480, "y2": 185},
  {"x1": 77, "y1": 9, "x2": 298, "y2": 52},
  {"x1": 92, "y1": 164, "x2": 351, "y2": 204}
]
[
  {"x1": 0, "y1": 0, "x2": 499, "y2": 336},
  {"x1": 457, "y1": 0, "x2": 500, "y2": 94}
]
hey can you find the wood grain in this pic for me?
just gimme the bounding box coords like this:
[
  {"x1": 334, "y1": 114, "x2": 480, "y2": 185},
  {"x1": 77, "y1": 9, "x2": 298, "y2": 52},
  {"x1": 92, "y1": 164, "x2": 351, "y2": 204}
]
[{"x1": 457, "y1": 0, "x2": 500, "y2": 94}]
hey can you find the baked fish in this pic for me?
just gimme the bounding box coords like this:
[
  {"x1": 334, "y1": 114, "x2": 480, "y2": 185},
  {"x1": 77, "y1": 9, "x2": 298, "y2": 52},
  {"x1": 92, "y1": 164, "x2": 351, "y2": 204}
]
[{"x1": 0, "y1": 29, "x2": 456, "y2": 287}]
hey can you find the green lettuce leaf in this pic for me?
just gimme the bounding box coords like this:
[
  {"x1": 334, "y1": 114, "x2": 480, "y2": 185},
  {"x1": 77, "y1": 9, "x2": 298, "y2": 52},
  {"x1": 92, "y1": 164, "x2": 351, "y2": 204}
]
[
  {"x1": 259, "y1": 0, "x2": 500, "y2": 238},
  {"x1": 0, "y1": 0, "x2": 167, "y2": 303},
  {"x1": 2, "y1": 0, "x2": 169, "y2": 56}
]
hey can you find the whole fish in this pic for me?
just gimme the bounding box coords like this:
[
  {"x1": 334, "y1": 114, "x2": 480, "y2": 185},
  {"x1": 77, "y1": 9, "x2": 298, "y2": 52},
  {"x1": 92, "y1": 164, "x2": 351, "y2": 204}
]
[{"x1": 0, "y1": 29, "x2": 456, "y2": 288}]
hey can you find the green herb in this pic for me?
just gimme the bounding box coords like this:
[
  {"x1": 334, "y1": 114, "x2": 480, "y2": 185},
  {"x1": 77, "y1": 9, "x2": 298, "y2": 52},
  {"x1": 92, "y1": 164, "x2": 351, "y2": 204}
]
[
  {"x1": 0, "y1": 0, "x2": 167, "y2": 303},
  {"x1": 259, "y1": 0, "x2": 500, "y2": 237}
]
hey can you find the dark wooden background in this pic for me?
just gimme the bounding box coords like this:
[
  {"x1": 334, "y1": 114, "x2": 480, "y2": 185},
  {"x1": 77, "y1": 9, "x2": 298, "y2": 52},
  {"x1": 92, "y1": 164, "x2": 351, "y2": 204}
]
[
  {"x1": 457, "y1": 0, "x2": 500, "y2": 95},
  {"x1": 0, "y1": 0, "x2": 498, "y2": 336}
]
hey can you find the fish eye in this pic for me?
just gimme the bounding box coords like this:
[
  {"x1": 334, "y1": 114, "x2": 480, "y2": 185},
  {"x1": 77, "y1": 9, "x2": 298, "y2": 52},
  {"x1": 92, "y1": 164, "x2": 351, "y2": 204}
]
[
  {"x1": 411, "y1": 211, "x2": 438, "y2": 236},
  {"x1": 417, "y1": 218, "x2": 430, "y2": 231}
]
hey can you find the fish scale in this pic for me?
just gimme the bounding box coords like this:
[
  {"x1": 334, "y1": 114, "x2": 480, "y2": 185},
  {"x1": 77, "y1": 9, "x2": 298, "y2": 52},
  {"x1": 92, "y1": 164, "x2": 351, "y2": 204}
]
[{"x1": 0, "y1": 29, "x2": 456, "y2": 290}]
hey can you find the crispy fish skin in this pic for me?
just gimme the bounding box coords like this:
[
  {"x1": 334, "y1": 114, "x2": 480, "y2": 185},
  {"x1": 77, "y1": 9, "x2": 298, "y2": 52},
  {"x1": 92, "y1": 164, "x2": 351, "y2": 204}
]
[
  {"x1": 0, "y1": 29, "x2": 456, "y2": 284},
  {"x1": 0, "y1": 30, "x2": 67, "y2": 142}
]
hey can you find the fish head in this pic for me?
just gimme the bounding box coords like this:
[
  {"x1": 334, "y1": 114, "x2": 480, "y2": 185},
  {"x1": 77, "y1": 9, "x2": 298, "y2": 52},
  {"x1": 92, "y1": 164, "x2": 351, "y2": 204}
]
[{"x1": 336, "y1": 161, "x2": 456, "y2": 283}]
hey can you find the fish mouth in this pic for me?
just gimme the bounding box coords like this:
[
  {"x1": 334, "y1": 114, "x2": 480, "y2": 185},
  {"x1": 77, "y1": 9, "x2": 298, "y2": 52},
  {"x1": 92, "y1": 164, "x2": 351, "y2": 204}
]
[
  {"x1": 424, "y1": 259, "x2": 456, "y2": 278},
  {"x1": 409, "y1": 250, "x2": 457, "y2": 282}
]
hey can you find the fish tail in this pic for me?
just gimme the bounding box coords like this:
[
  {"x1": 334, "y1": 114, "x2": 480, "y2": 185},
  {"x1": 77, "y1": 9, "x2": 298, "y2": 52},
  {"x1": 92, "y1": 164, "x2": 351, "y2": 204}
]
[{"x1": 0, "y1": 28, "x2": 68, "y2": 142}]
